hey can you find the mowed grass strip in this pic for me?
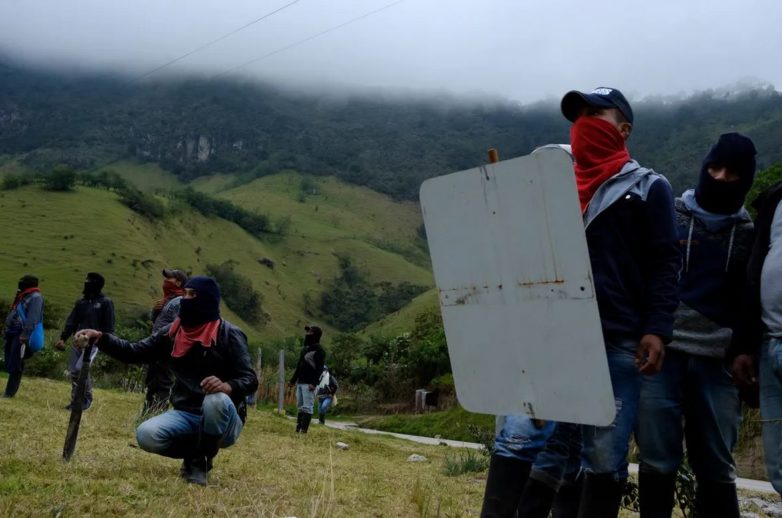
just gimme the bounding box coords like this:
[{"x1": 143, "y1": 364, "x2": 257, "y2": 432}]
[{"x1": 0, "y1": 376, "x2": 483, "y2": 516}]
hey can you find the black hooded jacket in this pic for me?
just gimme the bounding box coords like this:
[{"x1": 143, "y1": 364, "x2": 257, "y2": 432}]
[
  {"x1": 60, "y1": 293, "x2": 115, "y2": 340},
  {"x1": 290, "y1": 343, "x2": 326, "y2": 386},
  {"x1": 97, "y1": 319, "x2": 258, "y2": 420}
]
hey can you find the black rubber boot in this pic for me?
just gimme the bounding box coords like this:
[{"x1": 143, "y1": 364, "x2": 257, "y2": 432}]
[
  {"x1": 577, "y1": 473, "x2": 624, "y2": 518},
  {"x1": 695, "y1": 481, "x2": 739, "y2": 518},
  {"x1": 300, "y1": 413, "x2": 313, "y2": 434},
  {"x1": 296, "y1": 411, "x2": 303, "y2": 433},
  {"x1": 319, "y1": 413, "x2": 326, "y2": 425},
  {"x1": 517, "y1": 478, "x2": 556, "y2": 518},
  {"x1": 184, "y1": 434, "x2": 221, "y2": 486},
  {"x1": 552, "y1": 478, "x2": 582, "y2": 518},
  {"x1": 185, "y1": 455, "x2": 209, "y2": 486},
  {"x1": 480, "y1": 455, "x2": 532, "y2": 517},
  {"x1": 638, "y1": 470, "x2": 676, "y2": 518}
]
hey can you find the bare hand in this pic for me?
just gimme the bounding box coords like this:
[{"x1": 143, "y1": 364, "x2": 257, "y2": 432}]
[
  {"x1": 308, "y1": 384, "x2": 316, "y2": 392},
  {"x1": 55, "y1": 339, "x2": 66, "y2": 351},
  {"x1": 19, "y1": 335, "x2": 27, "y2": 344},
  {"x1": 636, "y1": 334, "x2": 665, "y2": 375},
  {"x1": 731, "y1": 354, "x2": 757, "y2": 386},
  {"x1": 74, "y1": 329, "x2": 102, "y2": 348},
  {"x1": 201, "y1": 376, "x2": 232, "y2": 395}
]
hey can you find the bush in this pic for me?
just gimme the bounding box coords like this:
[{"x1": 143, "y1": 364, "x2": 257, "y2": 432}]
[
  {"x1": 206, "y1": 260, "x2": 268, "y2": 325},
  {"x1": 313, "y1": 255, "x2": 427, "y2": 332},
  {"x1": 173, "y1": 188, "x2": 273, "y2": 237},
  {"x1": 442, "y1": 449, "x2": 488, "y2": 477},
  {"x1": 43, "y1": 164, "x2": 77, "y2": 191},
  {"x1": 80, "y1": 169, "x2": 128, "y2": 191},
  {"x1": 24, "y1": 346, "x2": 68, "y2": 380},
  {"x1": 1, "y1": 174, "x2": 36, "y2": 190},
  {"x1": 117, "y1": 186, "x2": 166, "y2": 219}
]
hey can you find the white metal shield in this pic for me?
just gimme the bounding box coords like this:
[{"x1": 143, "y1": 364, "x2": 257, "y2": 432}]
[{"x1": 420, "y1": 147, "x2": 615, "y2": 426}]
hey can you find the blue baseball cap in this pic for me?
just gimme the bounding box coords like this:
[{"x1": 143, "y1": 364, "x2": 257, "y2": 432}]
[{"x1": 561, "y1": 87, "x2": 634, "y2": 124}]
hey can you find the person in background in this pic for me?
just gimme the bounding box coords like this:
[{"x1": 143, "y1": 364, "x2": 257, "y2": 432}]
[
  {"x1": 289, "y1": 325, "x2": 326, "y2": 434},
  {"x1": 55, "y1": 272, "x2": 115, "y2": 410},
  {"x1": 637, "y1": 133, "x2": 757, "y2": 518},
  {"x1": 143, "y1": 268, "x2": 188, "y2": 412},
  {"x1": 732, "y1": 170, "x2": 782, "y2": 498},
  {"x1": 2, "y1": 274, "x2": 44, "y2": 398},
  {"x1": 316, "y1": 365, "x2": 338, "y2": 425}
]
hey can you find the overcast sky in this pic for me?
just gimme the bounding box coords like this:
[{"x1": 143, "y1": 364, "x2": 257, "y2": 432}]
[{"x1": 1, "y1": 0, "x2": 780, "y2": 103}]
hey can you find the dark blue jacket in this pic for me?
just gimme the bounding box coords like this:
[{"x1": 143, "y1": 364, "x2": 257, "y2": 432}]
[
  {"x1": 584, "y1": 161, "x2": 681, "y2": 341},
  {"x1": 60, "y1": 293, "x2": 115, "y2": 340},
  {"x1": 668, "y1": 195, "x2": 754, "y2": 357}
]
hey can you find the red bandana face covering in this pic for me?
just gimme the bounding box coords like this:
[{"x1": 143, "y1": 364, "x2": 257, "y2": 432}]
[
  {"x1": 168, "y1": 318, "x2": 221, "y2": 358},
  {"x1": 154, "y1": 280, "x2": 185, "y2": 312},
  {"x1": 570, "y1": 116, "x2": 631, "y2": 213}
]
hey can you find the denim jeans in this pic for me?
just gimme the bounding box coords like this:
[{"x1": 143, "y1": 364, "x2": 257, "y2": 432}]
[
  {"x1": 319, "y1": 396, "x2": 333, "y2": 416},
  {"x1": 529, "y1": 421, "x2": 583, "y2": 490},
  {"x1": 494, "y1": 415, "x2": 556, "y2": 462},
  {"x1": 69, "y1": 345, "x2": 99, "y2": 408},
  {"x1": 136, "y1": 393, "x2": 243, "y2": 458},
  {"x1": 494, "y1": 415, "x2": 582, "y2": 491},
  {"x1": 581, "y1": 335, "x2": 642, "y2": 480},
  {"x1": 296, "y1": 383, "x2": 315, "y2": 414},
  {"x1": 637, "y1": 348, "x2": 740, "y2": 483},
  {"x1": 760, "y1": 336, "x2": 782, "y2": 495}
]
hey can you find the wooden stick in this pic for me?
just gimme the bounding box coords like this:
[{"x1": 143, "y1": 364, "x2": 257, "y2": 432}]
[{"x1": 487, "y1": 148, "x2": 500, "y2": 164}]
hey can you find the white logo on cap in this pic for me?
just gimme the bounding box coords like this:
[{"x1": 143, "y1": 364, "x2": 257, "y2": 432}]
[{"x1": 592, "y1": 88, "x2": 613, "y2": 96}]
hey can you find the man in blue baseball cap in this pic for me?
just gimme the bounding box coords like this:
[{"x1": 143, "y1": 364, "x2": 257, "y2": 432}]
[{"x1": 551, "y1": 86, "x2": 678, "y2": 518}]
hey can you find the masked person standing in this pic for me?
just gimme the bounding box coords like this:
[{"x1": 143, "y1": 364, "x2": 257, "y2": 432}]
[
  {"x1": 636, "y1": 133, "x2": 756, "y2": 518},
  {"x1": 74, "y1": 276, "x2": 258, "y2": 486},
  {"x1": 2, "y1": 274, "x2": 44, "y2": 398},
  {"x1": 143, "y1": 268, "x2": 188, "y2": 412},
  {"x1": 54, "y1": 272, "x2": 114, "y2": 410},
  {"x1": 289, "y1": 325, "x2": 325, "y2": 434},
  {"x1": 559, "y1": 87, "x2": 680, "y2": 518}
]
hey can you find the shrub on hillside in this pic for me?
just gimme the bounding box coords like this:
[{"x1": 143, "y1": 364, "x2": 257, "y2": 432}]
[
  {"x1": 1, "y1": 174, "x2": 35, "y2": 190},
  {"x1": 173, "y1": 188, "x2": 273, "y2": 238},
  {"x1": 43, "y1": 164, "x2": 77, "y2": 191},
  {"x1": 310, "y1": 255, "x2": 427, "y2": 332},
  {"x1": 118, "y1": 186, "x2": 166, "y2": 219},
  {"x1": 206, "y1": 260, "x2": 268, "y2": 325},
  {"x1": 80, "y1": 169, "x2": 128, "y2": 191}
]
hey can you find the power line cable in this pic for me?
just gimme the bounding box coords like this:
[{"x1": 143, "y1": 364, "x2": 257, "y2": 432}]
[
  {"x1": 130, "y1": 0, "x2": 303, "y2": 82},
  {"x1": 217, "y1": 0, "x2": 404, "y2": 77}
]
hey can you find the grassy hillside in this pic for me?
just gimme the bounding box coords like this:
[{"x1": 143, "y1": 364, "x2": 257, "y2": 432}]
[
  {"x1": 0, "y1": 168, "x2": 432, "y2": 340},
  {"x1": 363, "y1": 289, "x2": 439, "y2": 337},
  {"x1": 0, "y1": 375, "x2": 483, "y2": 516},
  {"x1": 95, "y1": 160, "x2": 183, "y2": 192}
]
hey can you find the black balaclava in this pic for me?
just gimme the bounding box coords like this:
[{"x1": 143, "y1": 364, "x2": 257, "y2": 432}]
[
  {"x1": 83, "y1": 272, "x2": 105, "y2": 298},
  {"x1": 178, "y1": 276, "x2": 221, "y2": 327},
  {"x1": 304, "y1": 325, "x2": 323, "y2": 346},
  {"x1": 17, "y1": 274, "x2": 38, "y2": 292},
  {"x1": 694, "y1": 132, "x2": 757, "y2": 215}
]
